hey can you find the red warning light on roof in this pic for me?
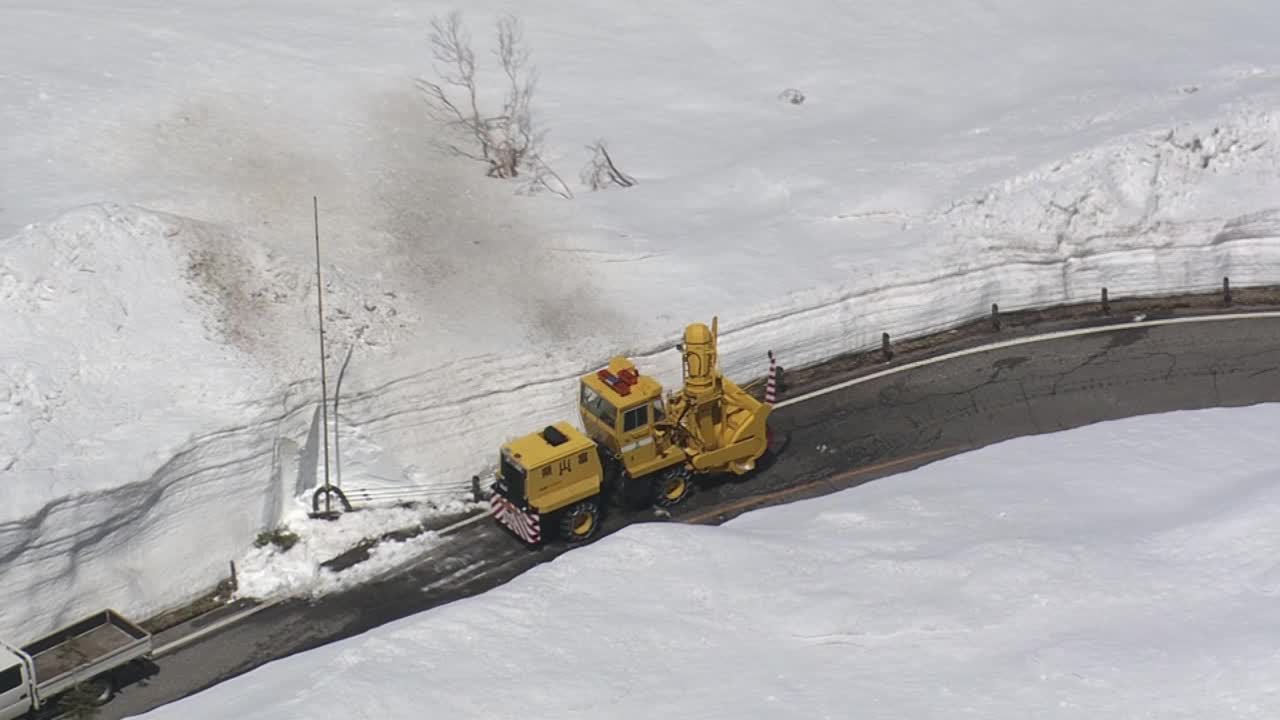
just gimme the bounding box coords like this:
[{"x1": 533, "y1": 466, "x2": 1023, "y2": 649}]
[{"x1": 597, "y1": 368, "x2": 632, "y2": 396}]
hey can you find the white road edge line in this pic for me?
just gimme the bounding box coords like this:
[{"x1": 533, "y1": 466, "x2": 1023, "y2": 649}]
[
  {"x1": 153, "y1": 598, "x2": 284, "y2": 657},
  {"x1": 420, "y1": 560, "x2": 489, "y2": 593},
  {"x1": 436, "y1": 510, "x2": 491, "y2": 536},
  {"x1": 774, "y1": 311, "x2": 1280, "y2": 409}
]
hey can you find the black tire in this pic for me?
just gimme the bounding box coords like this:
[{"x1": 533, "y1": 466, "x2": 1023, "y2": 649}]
[
  {"x1": 599, "y1": 452, "x2": 653, "y2": 512},
  {"x1": 653, "y1": 465, "x2": 693, "y2": 507},
  {"x1": 619, "y1": 473, "x2": 653, "y2": 511},
  {"x1": 88, "y1": 676, "x2": 115, "y2": 705},
  {"x1": 598, "y1": 453, "x2": 622, "y2": 505},
  {"x1": 558, "y1": 499, "x2": 601, "y2": 543}
]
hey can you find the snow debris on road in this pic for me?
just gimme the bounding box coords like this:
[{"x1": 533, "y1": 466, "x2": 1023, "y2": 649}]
[{"x1": 233, "y1": 500, "x2": 472, "y2": 601}]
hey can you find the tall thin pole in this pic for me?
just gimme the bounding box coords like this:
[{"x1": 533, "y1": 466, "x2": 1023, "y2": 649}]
[{"x1": 314, "y1": 197, "x2": 332, "y2": 514}]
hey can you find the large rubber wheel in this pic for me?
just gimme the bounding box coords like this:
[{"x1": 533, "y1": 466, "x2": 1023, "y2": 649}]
[
  {"x1": 558, "y1": 499, "x2": 601, "y2": 543},
  {"x1": 619, "y1": 474, "x2": 653, "y2": 511},
  {"x1": 654, "y1": 466, "x2": 693, "y2": 507},
  {"x1": 88, "y1": 676, "x2": 115, "y2": 705},
  {"x1": 601, "y1": 456, "x2": 651, "y2": 512}
]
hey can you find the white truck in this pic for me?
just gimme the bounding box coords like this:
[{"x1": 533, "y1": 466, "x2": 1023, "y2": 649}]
[{"x1": 0, "y1": 609, "x2": 153, "y2": 719}]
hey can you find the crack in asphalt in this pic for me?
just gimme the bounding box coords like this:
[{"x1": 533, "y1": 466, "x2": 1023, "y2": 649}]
[
  {"x1": 1147, "y1": 350, "x2": 1180, "y2": 381},
  {"x1": 1017, "y1": 379, "x2": 1042, "y2": 434},
  {"x1": 1050, "y1": 348, "x2": 1111, "y2": 397}
]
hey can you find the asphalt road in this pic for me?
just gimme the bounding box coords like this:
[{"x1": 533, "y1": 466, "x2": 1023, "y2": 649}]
[{"x1": 103, "y1": 315, "x2": 1280, "y2": 718}]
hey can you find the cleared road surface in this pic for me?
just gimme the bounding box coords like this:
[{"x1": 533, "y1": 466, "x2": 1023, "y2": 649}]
[{"x1": 103, "y1": 314, "x2": 1280, "y2": 718}]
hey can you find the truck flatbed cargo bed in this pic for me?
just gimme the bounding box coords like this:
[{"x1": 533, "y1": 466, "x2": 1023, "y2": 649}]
[
  {"x1": 29, "y1": 621, "x2": 135, "y2": 680},
  {"x1": 21, "y1": 609, "x2": 152, "y2": 697}
]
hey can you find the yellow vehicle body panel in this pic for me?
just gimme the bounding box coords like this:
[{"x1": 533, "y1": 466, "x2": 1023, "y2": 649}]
[
  {"x1": 501, "y1": 422, "x2": 604, "y2": 515},
  {"x1": 624, "y1": 444, "x2": 684, "y2": 478},
  {"x1": 504, "y1": 421, "x2": 594, "y2": 469},
  {"x1": 580, "y1": 359, "x2": 664, "y2": 408},
  {"x1": 531, "y1": 474, "x2": 601, "y2": 516}
]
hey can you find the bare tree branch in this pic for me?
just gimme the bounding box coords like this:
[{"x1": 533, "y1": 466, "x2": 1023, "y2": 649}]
[
  {"x1": 416, "y1": 10, "x2": 566, "y2": 189},
  {"x1": 581, "y1": 139, "x2": 636, "y2": 190},
  {"x1": 598, "y1": 142, "x2": 635, "y2": 187},
  {"x1": 522, "y1": 155, "x2": 574, "y2": 199}
]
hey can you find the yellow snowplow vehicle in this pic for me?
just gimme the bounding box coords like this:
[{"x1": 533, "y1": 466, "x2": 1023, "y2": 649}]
[{"x1": 490, "y1": 317, "x2": 772, "y2": 546}]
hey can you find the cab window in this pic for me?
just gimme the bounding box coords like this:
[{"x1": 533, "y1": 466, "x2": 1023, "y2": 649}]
[
  {"x1": 580, "y1": 383, "x2": 617, "y2": 428},
  {"x1": 0, "y1": 664, "x2": 22, "y2": 693},
  {"x1": 623, "y1": 405, "x2": 649, "y2": 432},
  {"x1": 652, "y1": 398, "x2": 666, "y2": 422}
]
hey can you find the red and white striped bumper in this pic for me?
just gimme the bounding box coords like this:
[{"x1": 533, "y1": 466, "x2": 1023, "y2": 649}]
[{"x1": 490, "y1": 494, "x2": 542, "y2": 545}]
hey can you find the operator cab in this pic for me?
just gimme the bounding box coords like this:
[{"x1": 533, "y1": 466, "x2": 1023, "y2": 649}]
[{"x1": 579, "y1": 357, "x2": 670, "y2": 472}]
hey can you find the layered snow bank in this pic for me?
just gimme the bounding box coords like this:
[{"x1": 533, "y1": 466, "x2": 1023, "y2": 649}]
[
  {"x1": 0, "y1": 206, "x2": 292, "y2": 637},
  {"x1": 130, "y1": 404, "x2": 1280, "y2": 720},
  {"x1": 0, "y1": 206, "x2": 275, "y2": 514},
  {"x1": 7, "y1": 0, "x2": 1280, "y2": 641}
]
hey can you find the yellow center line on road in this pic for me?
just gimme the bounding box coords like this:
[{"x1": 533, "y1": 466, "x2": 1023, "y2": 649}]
[{"x1": 681, "y1": 445, "x2": 962, "y2": 525}]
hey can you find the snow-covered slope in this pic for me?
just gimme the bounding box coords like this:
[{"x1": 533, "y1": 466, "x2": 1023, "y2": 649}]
[
  {"x1": 129, "y1": 404, "x2": 1280, "y2": 720},
  {"x1": 0, "y1": 206, "x2": 290, "y2": 629},
  {"x1": 5, "y1": 0, "x2": 1280, "y2": 638}
]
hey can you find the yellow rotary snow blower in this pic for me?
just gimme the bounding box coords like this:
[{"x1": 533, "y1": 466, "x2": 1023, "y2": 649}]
[{"x1": 489, "y1": 317, "x2": 774, "y2": 546}]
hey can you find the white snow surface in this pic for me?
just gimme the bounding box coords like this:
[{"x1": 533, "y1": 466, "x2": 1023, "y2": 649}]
[
  {"x1": 130, "y1": 405, "x2": 1280, "y2": 720},
  {"x1": 232, "y1": 500, "x2": 476, "y2": 601},
  {"x1": 6, "y1": 0, "x2": 1280, "y2": 639}
]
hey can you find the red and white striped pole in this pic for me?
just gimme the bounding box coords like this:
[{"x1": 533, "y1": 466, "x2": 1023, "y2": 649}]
[{"x1": 765, "y1": 350, "x2": 778, "y2": 404}]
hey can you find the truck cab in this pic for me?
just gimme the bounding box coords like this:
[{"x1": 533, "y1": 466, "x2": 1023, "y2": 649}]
[
  {"x1": 0, "y1": 644, "x2": 33, "y2": 720},
  {"x1": 578, "y1": 356, "x2": 684, "y2": 479}
]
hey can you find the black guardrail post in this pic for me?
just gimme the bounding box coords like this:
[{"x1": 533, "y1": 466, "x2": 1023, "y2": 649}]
[
  {"x1": 991, "y1": 303, "x2": 1001, "y2": 332},
  {"x1": 1224, "y1": 277, "x2": 1232, "y2": 306},
  {"x1": 882, "y1": 332, "x2": 893, "y2": 362},
  {"x1": 1101, "y1": 287, "x2": 1110, "y2": 315}
]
